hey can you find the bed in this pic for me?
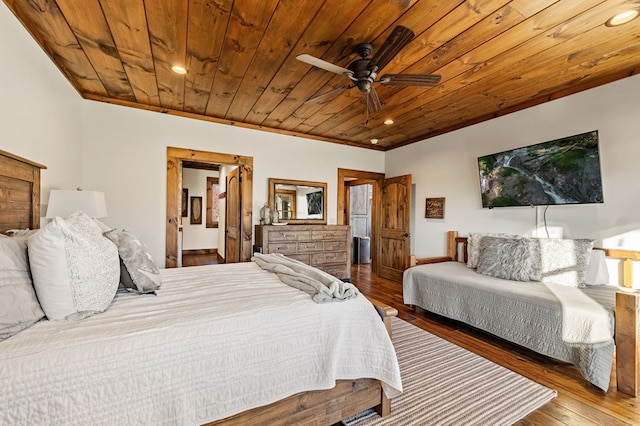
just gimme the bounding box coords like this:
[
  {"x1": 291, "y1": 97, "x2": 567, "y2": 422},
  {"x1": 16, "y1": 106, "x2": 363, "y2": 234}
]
[
  {"x1": 0, "y1": 149, "x2": 402, "y2": 425},
  {"x1": 404, "y1": 231, "x2": 640, "y2": 395}
]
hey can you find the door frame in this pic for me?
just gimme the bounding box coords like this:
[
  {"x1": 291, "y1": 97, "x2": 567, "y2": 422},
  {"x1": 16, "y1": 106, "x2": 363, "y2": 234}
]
[
  {"x1": 166, "y1": 147, "x2": 253, "y2": 268},
  {"x1": 337, "y1": 168, "x2": 384, "y2": 275}
]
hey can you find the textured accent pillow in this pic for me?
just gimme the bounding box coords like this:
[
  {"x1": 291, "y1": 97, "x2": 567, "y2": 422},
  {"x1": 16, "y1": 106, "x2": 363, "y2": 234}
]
[
  {"x1": 476, "y1": 236, "x2": 541, "y2": 282},
  {"x1": 0, "y1": 235, "x2": 45, "y2": 341},
  {"x1": 104, "y1": 229, "x2": 161, "y2": 294},
  {"x1": 467, "y1": 232, "x2": 522, "y2": 268},
  {"x1": 28, "y1": 211, "x2": 120, "y2": 320},
  {"x1": 538, "y1": 238, "x2": 595, "y2": 287}
]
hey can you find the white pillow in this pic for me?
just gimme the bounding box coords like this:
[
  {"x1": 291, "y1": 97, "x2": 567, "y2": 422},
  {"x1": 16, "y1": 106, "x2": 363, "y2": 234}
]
[
  {"x1": 28, "y1": 211, "x2": 120, "y2": 320},
  {"x1": 0, "y1": 235, "x2": 45, "y2": 341},
  {"x1": 584, "y1": 249, "x2": 610, "y2": 285},
  {"x1": 537, "y1": 238, "x2": 594, "y2": 287}
]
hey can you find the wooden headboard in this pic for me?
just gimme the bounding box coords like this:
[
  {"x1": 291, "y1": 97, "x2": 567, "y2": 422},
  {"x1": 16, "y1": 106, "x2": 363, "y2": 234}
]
[{"x1": 0, "y1": 149, "x2": 46, "y2": 234}]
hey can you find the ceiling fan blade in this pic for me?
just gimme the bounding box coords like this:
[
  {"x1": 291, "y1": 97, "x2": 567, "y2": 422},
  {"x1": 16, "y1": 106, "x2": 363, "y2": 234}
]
[
  {"x1": 305, "y1": 85, "x2": 352, "y2": 104},
  {"x1": 363, "y1": 87, "x2": 382, "y2": 114},
  {"x1": 296, "y1": 54, "x2": 353, "y2": 77},
  {"x1": 368, "y1": 25, "x2": 415, "y2": 72},
  {"x1": 379, "y1": 73, "x2": 441, "y2": 87}
]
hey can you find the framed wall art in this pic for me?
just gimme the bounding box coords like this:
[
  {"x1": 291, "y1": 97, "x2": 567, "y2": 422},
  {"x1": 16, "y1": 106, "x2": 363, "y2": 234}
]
[
  {"x1": 425, "y1": 197, "x2": 445, "y2": 219},
  {"x1": 181, "y1": 188, "x2": 189, "y2": 217},
  {"x1": 206, "y1": 177, "x2": 220, "y2": 228},
  {"x1": 190, "y1": 196, "x2": 202, "y2": 224}
]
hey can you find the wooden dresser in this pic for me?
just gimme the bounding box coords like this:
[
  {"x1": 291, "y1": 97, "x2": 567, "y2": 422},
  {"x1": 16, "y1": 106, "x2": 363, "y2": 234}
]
[{"x1": 254, "y1": 224, "x2": 351, "y2": 280}]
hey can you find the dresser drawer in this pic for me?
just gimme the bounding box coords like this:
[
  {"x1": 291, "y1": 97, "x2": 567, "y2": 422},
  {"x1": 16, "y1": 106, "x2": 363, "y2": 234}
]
[
  {"x1": 286, "y1": 253, "x2": 310, "y2": 264},
  {"x1": 267, "y1": 242, "x2": 298, "y2": 254},
  {"x1": 296, "y1": 241, "x2": 324, "y2": 252},
  {"x1": 311, "y1": 230, "x2": 348, "y2": 241},
  {"x1": 310, "y1": 251, "x2": 347, "y2": 265},
  {"x1": 268, "y1": 230, "x2": 312, "y2": 242},
  {"x1": 323, "y1": 240, "x2": 347, "y2": 252}
]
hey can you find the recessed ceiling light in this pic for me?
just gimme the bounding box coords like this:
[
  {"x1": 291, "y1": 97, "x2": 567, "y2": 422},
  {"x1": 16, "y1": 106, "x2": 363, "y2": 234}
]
[
  {"x1": 384, "y1": 119, "x2": 394, "y2": 125},
  {"x1": 606, "y1": 9, "x2": 639, "y2": 27},
  {"x1": 171, "y1": 65, "x2": 187, "y2": 75},
  {"x1": 370, "y1": 138, "x2": 379, "y2": 144}
]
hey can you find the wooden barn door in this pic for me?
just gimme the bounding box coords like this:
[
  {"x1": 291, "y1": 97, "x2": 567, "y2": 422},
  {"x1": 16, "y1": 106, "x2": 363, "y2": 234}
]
[
  {"x1": 377, "y1": 174, "x2": 412, "y2": 282},
  {"x1": 225, "y1": 167, "x2": 241, "y2": 263}
]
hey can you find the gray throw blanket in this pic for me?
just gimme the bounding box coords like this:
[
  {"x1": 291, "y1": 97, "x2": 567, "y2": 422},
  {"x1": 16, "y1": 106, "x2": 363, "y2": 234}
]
[{"x1": 251, "y1": 253, "x2": 359, "y2": 303}]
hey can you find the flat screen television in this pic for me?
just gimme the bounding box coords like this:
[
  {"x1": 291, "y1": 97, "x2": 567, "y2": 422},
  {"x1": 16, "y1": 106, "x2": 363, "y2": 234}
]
[{"x1": 477, "y1": 130, "x2": 604, "y2": 208}]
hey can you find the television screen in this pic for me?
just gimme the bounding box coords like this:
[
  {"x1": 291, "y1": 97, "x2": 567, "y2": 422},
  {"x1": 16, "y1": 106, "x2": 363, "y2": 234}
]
[{"x1": 477, "y1": 130, "x2": 604, "y2": 208}]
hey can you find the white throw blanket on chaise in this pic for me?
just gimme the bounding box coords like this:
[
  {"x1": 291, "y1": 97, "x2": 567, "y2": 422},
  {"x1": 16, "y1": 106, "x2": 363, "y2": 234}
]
[{"x1": 545, "y1": 282, "x2": 613, "y2": 346}]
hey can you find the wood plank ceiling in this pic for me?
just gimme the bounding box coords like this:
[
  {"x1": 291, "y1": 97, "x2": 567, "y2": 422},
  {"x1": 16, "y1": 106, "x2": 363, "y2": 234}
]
[{"x1": 4, "y1": 0, "x2": 640, "y2": 151}]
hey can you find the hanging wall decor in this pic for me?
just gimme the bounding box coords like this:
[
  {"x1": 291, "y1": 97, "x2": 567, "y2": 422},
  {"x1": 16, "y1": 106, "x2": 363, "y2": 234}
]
[
  {"x1": 182, "y1": 188, "x2": 189, "y2": 217},
  {"x1": 190, "y1": 196, "x2": 202, "y2": 224},
  {"x1": 425, "y1": 197, "x2": 445, "y2": 219}
]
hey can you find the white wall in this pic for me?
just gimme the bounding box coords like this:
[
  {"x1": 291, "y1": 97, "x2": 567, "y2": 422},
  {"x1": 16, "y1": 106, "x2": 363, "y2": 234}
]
[
  {"x1": 182, "y1": 168, "x2": 219, "y2": 250},
  {"x1": 80, "y1": 100, "x2": 385, "y2": 266},
  {"x1": 386, "y1": 74, "x2": 640, "y2": 259},
  {"x1": 0, "y1": 5, "x2": 83, "y2": 210}
]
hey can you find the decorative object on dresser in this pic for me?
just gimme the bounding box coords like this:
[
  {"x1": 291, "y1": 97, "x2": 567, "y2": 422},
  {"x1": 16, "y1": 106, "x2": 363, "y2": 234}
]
[{"x1": 255, "y1": 224, "x2": 351, "y2": 281}]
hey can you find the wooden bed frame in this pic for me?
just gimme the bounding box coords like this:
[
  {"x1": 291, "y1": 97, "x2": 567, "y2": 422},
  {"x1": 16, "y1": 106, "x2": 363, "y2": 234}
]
[
  {"x1": 413, "y1": 230, "x2": 640, "y2": 397},
  {"x1": 0, "y1": 149, "x2": 396, "y2": 425}
]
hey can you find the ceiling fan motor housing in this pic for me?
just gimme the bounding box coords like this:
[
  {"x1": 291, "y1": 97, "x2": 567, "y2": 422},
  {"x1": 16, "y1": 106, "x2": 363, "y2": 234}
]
[{"x1": 348, "y1": 45, "x2": 377, "y2": 94}]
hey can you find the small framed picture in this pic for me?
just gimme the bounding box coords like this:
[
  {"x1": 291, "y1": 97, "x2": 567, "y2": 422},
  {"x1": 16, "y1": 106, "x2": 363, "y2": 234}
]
[
  {"x1": 181, "y1": 188, "x2": 189, "y2": 217},
  {"x1": 425, "y1": 197, "x2": 445, "y2": 219},
  {"x1": 190, "y1": 196, "x2": 202, "y2": 224}
]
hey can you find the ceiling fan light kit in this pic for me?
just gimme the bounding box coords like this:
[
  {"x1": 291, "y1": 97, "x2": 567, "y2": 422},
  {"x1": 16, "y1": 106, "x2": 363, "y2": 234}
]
[{"x1": 296, "y1": 25, "x2": 441, "y2": 118}]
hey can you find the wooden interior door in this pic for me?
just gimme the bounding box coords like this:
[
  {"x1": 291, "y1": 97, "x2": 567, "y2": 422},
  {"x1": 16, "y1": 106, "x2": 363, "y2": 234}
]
[
  {"x1": 225, "y1": 167, "x2": 241, "y2": 263},
  {"x1": 377, "y1": 174, "x2": 412, "y2": 282}
]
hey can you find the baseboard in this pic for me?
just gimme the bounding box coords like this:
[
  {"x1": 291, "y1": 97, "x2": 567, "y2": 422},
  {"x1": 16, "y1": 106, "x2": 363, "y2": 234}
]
[{"x1": 182, "y1": 248, "x2": 217, "y2": 256}]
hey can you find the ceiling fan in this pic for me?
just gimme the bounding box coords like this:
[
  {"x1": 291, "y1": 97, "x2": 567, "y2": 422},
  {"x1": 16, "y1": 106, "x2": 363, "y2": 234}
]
[{"x1": 296, "y1": 25, "x2": 441, "y2": 117}]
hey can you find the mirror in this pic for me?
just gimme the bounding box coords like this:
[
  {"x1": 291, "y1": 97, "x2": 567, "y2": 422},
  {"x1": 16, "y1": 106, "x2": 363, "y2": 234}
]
[{"x1": 268, "y1": 178, "x2": 327, "y2": 224}]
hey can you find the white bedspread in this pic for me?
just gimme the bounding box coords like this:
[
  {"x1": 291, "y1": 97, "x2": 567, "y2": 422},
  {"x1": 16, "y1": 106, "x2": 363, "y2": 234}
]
[{"x1": 0, "y1": 263, "x2": 401, "y2": 425}]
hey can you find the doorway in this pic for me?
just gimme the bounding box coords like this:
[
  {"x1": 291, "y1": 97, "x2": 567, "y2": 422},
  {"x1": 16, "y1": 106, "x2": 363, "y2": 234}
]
[
  {"x1": 338, "y1": 168, "x2": 412, "y2": 282},
  {"x1": 182, "y1": 162, "x2": 222, "y2": 265},
  {"x1": 166, "y1": 147, "x2": 253, "y2": 268},
  {"x1": 337, "y1": 169, "x2": 384, "y2": 274}
]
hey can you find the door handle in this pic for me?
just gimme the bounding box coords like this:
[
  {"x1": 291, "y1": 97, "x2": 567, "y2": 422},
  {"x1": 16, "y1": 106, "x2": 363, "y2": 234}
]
[{"x1": 403, "y1": 233, "x2": 411, "y2": 238}]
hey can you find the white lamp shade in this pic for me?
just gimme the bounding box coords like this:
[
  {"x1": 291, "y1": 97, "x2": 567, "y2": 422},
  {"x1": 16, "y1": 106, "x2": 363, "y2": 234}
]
[{"x1": 46, "y1": 190, "x2": 108, "y2": 218}]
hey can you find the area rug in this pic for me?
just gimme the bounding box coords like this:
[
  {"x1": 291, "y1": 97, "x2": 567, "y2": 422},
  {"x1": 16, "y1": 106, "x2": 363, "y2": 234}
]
[{"x1": 343, "y1": 317, "x2": 557, "y2": 426}]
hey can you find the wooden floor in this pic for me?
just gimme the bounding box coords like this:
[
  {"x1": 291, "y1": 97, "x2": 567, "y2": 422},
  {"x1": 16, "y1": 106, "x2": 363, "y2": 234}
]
[
  {"x1": 180, "y1": 253, "x2": 639, "y2": 425},
  {"x1": 350, "y1": 264, "x2": 640, "y2": 426},
  {"x1": 182, "y1": 252, "x2": 220, "y2": 267}
]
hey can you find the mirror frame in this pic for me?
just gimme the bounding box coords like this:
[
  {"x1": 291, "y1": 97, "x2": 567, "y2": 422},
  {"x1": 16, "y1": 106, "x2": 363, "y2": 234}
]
[{"x1": 268, "y1": 178, "x2": 327, "y2": 225}]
